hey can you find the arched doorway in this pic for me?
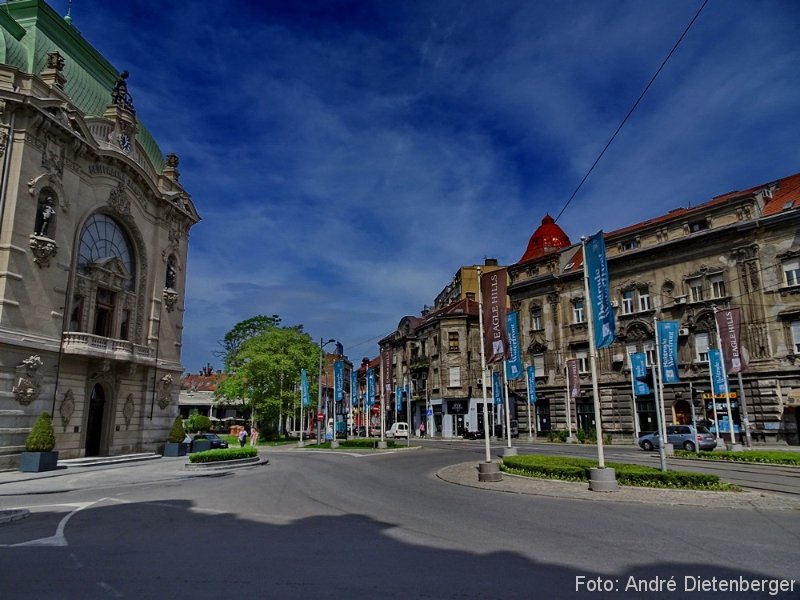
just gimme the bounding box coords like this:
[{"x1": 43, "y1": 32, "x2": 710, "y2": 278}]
[{"x1": 85, "y1": 384, "x2": 107, "y2": 456}]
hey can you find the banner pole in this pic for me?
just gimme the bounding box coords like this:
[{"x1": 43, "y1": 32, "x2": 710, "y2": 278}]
[
  {"x1": 653, "y1": 317, "x2": 669, "y2": 471},
  {"x1": 582, "y1": 236, "x2": 606, "y2": 469},
  {"x1": 525, "y1": 365, "x2": 533, "y2": 441},
  {"x1": 712, "y1": 306, "x2": 738, "y2": 449}
]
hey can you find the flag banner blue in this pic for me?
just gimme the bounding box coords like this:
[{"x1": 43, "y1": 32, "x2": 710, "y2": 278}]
[
  {"x1": 351, "y1": 370, "x2": 358, "y2": 406},
  {"x1": 505, "y1": 311, "x2": 523, "y2": 380},
  {"x1": 334, "y1": 360, "x2": 344, "y2": 402},
  {"x1": 708, "y1": 349, "x2": 727, "y2": 396},
  {"x1": 526, "y1": 364, "x2": 537, "y2": 404},
  {"x1": 492, "y1": 370, "x2": 503, "y2": 405},
  {"x1": 657, "y1": 320, "x2": 680, "y2": 383},
  {"x1": 630, "y1": 352, "x2": 650, "y2": 396},
  {"x1": 301, "y1": 369, "x2": 310, "y2": 407},
  {"x1": 367, "y1": 367, "x2": 376, "y2": 405},
  {"x1": 396, "y1": 385, "x2": 403, "y2": 412},
  {"x1": 585, "y1": 231, "x2": 616, "y2": 349}
]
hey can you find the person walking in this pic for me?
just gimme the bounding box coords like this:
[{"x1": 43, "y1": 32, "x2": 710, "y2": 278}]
[
  {"x1": 238, "y1": 427, "x2": 248, "y2": 447},
  {"x1": 250, "y1": 424, "x2": 259, "y2": 447},
  {"x1": 419, "y1": 420, "x2": 426, "y2": 438}
]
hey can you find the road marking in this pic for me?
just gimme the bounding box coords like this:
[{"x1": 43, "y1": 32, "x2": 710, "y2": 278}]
[{"x1": 0, "y1": 500, "x2": 102, "y2": 547}]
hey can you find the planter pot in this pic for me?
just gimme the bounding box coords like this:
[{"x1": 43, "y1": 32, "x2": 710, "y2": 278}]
[
  {"x1": 191, "y1": 440, "x2": 211, "y2": 453},
  {"x1": 163, "y1": 442, "x2": 188, "y2": 457},
  {"x1": 20, "y1": 451, "x2": 59, "y2": 473}
]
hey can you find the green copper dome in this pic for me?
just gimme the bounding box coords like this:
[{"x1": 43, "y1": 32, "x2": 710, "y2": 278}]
[{"x1": 0, "y1": 0, "x2": 165, "y2": 173}]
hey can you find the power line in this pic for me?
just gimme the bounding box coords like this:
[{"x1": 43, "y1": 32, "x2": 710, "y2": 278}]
[{"x1": 554, "y1": 0, "x2": 709, "y2": 223}]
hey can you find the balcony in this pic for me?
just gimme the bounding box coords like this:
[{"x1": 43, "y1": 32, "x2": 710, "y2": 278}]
[{"x1": 62, "y1": 332, "x2": 155, "y2": 365}]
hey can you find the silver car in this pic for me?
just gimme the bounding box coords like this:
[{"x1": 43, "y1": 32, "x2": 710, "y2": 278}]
[{"x1": 638, "y1": 425, "x2": 716, "y2": 452}]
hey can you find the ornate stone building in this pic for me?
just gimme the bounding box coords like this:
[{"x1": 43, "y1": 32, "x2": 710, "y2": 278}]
[
  {"x1": 0, "y1": 1, "x2": 199, "y2": 468},
  {"x1": 508, "y1": 172, "x2": 800, "y2": 445}
]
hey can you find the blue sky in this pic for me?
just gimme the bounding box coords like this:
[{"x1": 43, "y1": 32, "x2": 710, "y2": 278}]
[{"x1": 50, "y1": 0, "x2": 800, "y2": 372}]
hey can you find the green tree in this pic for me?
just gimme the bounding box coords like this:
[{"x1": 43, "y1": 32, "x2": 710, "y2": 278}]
[
  {"x1": 218, "y1": 315, "x2": 282, "y2": 370},
  {"x1": 215, "y1": 324, "x2": 319, "y2": 435}
]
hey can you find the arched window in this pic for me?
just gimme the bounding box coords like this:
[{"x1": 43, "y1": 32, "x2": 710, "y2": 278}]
[
  {"x1": 78, "y1": 213, "x2": 135, "y2": 290},
  {"x1": 166, "y1": 255, "x2": 177, "y2": 289}
]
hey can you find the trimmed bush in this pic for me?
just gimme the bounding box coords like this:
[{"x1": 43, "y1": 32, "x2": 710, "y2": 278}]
[
  {"x1": 674, "y1": 449, "x2": 800, "y2": 466},
  {"x1": 189, "y1": 446, "x2": 258, "y2": 463},
  {"x1": 501, "y1": 454, "x2": 737, "y2": 491},
  {"x1": 25, "y1": 412, "x2": 56, "y2": 452},
  {"x1": 167, "y1": 416, "x2": 186, "y2": 443},
  {"x1": 185, "y1": 411, "x2": 212, "y2": 433}
]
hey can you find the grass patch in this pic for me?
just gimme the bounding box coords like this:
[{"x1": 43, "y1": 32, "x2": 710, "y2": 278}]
[
  {"x1": 674, "y1": 449, "x2": 800, "y2": 466},
  {"x1": 501, "y1": 454, "x2": 739, "y2": 491},
  {"x1": 189, "y1": 446, "x2": 258, "y2": 463}
]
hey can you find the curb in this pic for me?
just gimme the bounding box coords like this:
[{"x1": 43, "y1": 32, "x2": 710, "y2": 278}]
[{"x1": 184, "y1": 456, "x2": 267, "y2": 471}]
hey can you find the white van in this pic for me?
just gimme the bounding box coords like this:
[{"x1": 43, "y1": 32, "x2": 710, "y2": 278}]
[{"x1": 387, "y1": 422, "x2": 409, "y2": 439}]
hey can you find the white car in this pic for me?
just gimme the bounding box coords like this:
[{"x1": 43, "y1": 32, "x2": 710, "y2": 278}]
[{"x1": 387, "y1": 422, "x2": 409, "y2": 439}]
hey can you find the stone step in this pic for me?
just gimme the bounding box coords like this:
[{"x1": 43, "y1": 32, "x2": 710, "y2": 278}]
[{"x1": 58, "y1": 453, "x2": 161, "y2": 467}]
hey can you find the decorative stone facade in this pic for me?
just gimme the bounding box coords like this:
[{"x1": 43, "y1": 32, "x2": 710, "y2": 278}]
[{"x1": 0, "y1": 2, "x2": 200, "y2": 469}]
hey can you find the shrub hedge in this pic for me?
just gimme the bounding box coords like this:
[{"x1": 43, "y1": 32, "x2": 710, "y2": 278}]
[
  {"x1": 501, "y1": 454, "x2": 737, "y2": 491},
  {"x1": 189, "y1": 446, "x2": 258, "y2": 463},
  {"x1": 25, "y1": 412, "x2": 56, "y2": 452},
  {"x1": 674, "y1": 450, "x2": 800, "y2": 466}
]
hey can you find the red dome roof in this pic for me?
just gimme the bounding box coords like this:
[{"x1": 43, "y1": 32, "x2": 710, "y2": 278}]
[{"x1": 518, "y1": 215, "x2": 571, "y2": 263}]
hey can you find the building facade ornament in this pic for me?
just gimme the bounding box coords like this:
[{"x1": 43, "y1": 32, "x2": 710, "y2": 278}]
[
  {"x1": 12, "y1": 355, "x2": 43, "y2": 405},
  {"x1": 157, "y1": 374, "x2": 173, "y2": 409},
  {"x1": 28, "y1": 235, "x2": 58, "y2": 267},
  {"x1": 59, "y1": 389, "x2": 75, "y2": 429},
  {"x1": 162, "y1": 288, "x2": 178, "y2": 312},
  {"x1": 108, "y1": 181, "x2": 131, "y2": 215},
  {"x1": 123, "y1": 394, "x2": 135, "y2": 429}
]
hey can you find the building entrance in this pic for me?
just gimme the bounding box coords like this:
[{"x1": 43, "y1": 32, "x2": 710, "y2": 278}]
[{"x1": 85, "y1": 384, "x2": 106, "y2": 456}]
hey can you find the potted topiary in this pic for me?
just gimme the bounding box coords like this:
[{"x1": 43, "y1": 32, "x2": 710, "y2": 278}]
[
  {"x1": 163, "y1": 415, "x2": 188, "y2": 457},
  {"x1": 20, "y1": 412, "x2": 58, "y2": 472}
]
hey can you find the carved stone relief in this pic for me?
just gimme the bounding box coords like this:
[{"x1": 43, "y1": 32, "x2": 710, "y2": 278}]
[
  {"x1": 59, "y1": 389, "x2": 75, "y2": 429},
  {"x1": 108, "y1": 181, "x2": 131, "y2": 216},
  {"x1": 29, "y1": 236, "x2": 57, "y2": 267},
  {"x1": 157, "y1": 374, "x2": 173, "y2": 409},
  {"x1": 12, "y1": 355, "x2": 43, "y2": 405},
  {"x1": 123, "y1": 394, "x2": 135, "y2": 429},
  {"x1": 163, "y1": 288, "x2": 178, "y2": 312}
]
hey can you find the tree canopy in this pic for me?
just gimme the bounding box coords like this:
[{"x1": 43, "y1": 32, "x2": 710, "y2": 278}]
[
  {"x1": 215, "y1": 320, "x2": 320, "y2": 431},
  {"x1": 217, "y1": 314, "x2": 283, "y2": 371}
]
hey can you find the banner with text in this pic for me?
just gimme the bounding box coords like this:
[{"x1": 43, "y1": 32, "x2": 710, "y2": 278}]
[
  {"x1": 526, "y1": 364, "x2": 537, "y2": 404},
  {"x1": 492, "y1": 370, "x2": 503, "y2": 405},
  {"x1": 381, "y1": 348, "x2": 393, "y2": 396},
  {"x1": 351, "y1": 370, "x2": 358, "y2": 406},
  {"x1": 481, "y1": 268, "x2": 509, "y2": 364},
  {"x1": 630, "y1": 352, "x2": 650, "y2": 396},
  {"x1": 657, "y1": 320, "x2": 681, "y2": 384},
  {"x1": 505, "y1": 311, "x2": 523, "y2": 380},
  {"x1": 334, "y1": 360, "x2": 344, "y2": 402},
  {"x1": 566, "y1": 359, "x2": 580, "y2": 398},
  {"x1": 708, "y1": 348, "x2": 727, "y2": 396},
  {"x1": 367, "y1": 367, "x2": 376, "y2": 405},
  {"x1": 301, "y1": 369, "x2": 310, "y2": 407},
  {"x1": 396, "y1": 386, "x2": 403, "y2": 412},
  {"x1": 584, "y1": 231, "x2": 616, "y2": 349},
  {"x1": 715, "y1": 307, "x2": 747, "y2": 375}
]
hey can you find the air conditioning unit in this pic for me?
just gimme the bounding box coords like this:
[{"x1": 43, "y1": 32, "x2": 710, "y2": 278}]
[
  {"x1": 610, "y1": 300, "x2": 619, "y2": 308},
  {"x1": 678, "y1": 328, "x2": 690, "y2": 336},
  {"x1": 675, "y1": 296, "x2": 687, "y2": 305}
]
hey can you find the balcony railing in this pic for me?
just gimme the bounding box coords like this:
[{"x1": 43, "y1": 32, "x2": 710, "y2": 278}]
[{"x1": 62, "y1": 332, "x2": 155, "y2": 365}]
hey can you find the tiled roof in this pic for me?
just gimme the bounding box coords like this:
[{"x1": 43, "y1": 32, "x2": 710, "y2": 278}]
[
  {"x1": 180, "y1": 373, "x2": 226, "y2": 392},
  {"x1": 419, "y1": 297, "x2": 478, "y2": 327}
]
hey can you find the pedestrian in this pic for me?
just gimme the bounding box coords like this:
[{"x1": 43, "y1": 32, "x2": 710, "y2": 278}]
[
  {"x1": 238, "y1": 427, "x2": 248, "y2": 447},
  {"x1": 419, "y1": 421, "x2": 426, "y2": 438},
  {"x1": 250, "y1": 424, "x2": 259, "y2": 447}
]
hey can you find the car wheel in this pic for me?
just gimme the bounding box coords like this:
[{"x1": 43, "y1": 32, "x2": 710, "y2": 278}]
[
  {"x1": 683, "y1": 441, "x2": 695, "y2": 452},
  {"x1": 641, "y1": 440, "x2": 654, "y2": 451}
]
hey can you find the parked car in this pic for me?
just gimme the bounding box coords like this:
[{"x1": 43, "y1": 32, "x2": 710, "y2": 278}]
[
  {"x1": 192, "y1": 432, "x2": 228, "y2": 449},
  {"x1": 638, "y1": 425, "x2": 716, "y2": 452},
  {"x1": 387, "y1": 422, "x2": 409, "y2": 439}
]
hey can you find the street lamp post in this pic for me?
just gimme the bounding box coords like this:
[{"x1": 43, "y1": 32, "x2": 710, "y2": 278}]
[{"x1": 317, "y1": 338, "x2": 337, "y2": 445}]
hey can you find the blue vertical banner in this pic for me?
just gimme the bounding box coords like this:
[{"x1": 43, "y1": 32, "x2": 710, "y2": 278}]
[
  {"x1": 657, "y1": 320, "x2": 680, "y2": 383},
  {"x1": 334, "y1": 360, "x2": 344, "y2": 402},
  {"x1": 405, "y1": 384, "x2": 410, "y2": 407},
  {"x1": 367, "y1": 367, "x2": 376, "y2": 406},
  {"x1": 351, "y1": 370, "x2": 358, "y2": 406},
  {"x1": 525, "y1": 364, "x2": 537, "y2": 404},
  {"x1": 492, "y1": 370, "x2": 503, "y2": 405},
  {"x1": 300, "y1": 369, "x2": 310, "y2": 407},
  {"x1": 708, "y1": 349, "x2": 727, "y2": 396},
  {"x1": 630, "y1": 352, "x2": 650, "y2": 396},
  {"x1": 396, "y1": 385, "x2": 403, "y2": 412},
  {"x1": 505, "y1": 311, "x2": 523, "y2": 380},
  {"x1": 584, "y1": 231, "x2": 616, "y2": 349}
]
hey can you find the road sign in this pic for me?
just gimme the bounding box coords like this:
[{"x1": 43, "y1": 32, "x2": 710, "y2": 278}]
[
  {"x1": 427, "y1": 409, "x2": 433, "y2": 416},
  {"x1": 316, "y1": 412, "x2": 325, "y2": 422}
]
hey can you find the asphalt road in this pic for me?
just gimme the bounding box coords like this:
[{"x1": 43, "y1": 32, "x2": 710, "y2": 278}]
[{"x1": 0, "y1": 446, "x2": 798, "y2": 599}]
